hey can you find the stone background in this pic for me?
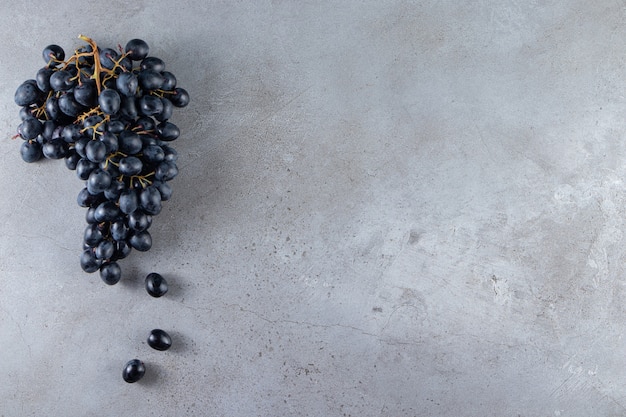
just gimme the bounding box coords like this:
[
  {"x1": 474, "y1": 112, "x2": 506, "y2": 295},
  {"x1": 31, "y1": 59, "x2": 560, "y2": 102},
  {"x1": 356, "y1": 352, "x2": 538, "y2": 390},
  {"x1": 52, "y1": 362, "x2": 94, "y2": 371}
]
[{"x1": 1, "y1": 1, "x2": 626, "y2": 416}]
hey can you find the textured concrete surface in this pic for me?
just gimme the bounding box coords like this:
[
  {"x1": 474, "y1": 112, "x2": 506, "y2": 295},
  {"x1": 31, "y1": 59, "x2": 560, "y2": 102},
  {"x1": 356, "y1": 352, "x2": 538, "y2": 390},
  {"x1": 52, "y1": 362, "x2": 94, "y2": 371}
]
[{"x1": 1, "y1": 1, "x2": 626, "y2": 416}]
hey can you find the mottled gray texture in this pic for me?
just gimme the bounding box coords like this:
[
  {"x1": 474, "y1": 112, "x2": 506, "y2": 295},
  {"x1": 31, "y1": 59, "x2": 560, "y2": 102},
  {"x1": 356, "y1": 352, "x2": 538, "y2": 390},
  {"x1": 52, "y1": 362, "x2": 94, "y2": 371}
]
[{"x1": 1, "y1": 1, "x2": 626, "y2": 416}]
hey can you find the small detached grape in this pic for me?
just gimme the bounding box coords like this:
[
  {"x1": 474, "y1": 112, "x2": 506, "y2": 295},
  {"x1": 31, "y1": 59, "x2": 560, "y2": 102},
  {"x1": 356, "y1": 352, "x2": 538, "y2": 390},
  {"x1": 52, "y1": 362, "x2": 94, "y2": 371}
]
[{"x1": 122, "y1": 359, "x2": 146, "y2": 383}]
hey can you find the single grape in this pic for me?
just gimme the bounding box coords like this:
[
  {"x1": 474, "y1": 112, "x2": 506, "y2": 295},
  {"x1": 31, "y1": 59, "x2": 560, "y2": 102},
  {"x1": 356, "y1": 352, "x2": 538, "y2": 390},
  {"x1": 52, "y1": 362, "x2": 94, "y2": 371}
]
[
  {"x1": 84, "y1": 223, "x2": 105, "y2": 247},
  {"x1": 80, "y1": 249, "x2": 101, "y2": 273},
  {"x1": 155, "y1": 160, "x2": 178, "y2": 181},
  {"x1": 142, "y1": 144, "x2": 165, "y2": 163},
  {"x1": 118, "y1": 156, "x2": 143, "y2": 176},
  {"x1": 116, "y1": 72, "x2": 138, "y2": 97},
  {"x1": 99, "y1": 131, "x2": 119, "y2": 153},
  {"x1": 95, "y1": 240, "x2": 115, "y2": 260},
  {"x1": 129, "y1": 230, "x2": 152, "y2": 251},
  {"x1": 98, "y1": 89, "x2": 121, "y2": 115},
  {"x1": 161, "y1": 71, "x2": 176, "y2": 91},
  {"x1": 138, "y1": 69, "x2": 165, "y2": 91},
  {"x1": 94, "y1": 201, "x2": 120, "y2": 222},
  {"x1": 42, "y1": 139, "x2": 67, "y2": 159},
  {"x1": 140, "y1": 56, "x2": 165, "y2": 72},
  {"x1": 113, "y1": 240, "x2": 132, "y2": 260},
  {"x1": 74, "y1": 81, "x2": 98, "y2": 107},
  {"x1": 128, "y1": 209, "x2": 152, "y2": 232},
  {"x1": 99, "y1": 48, "x2": 119, "y2": 70},
  {"x1": 36, "y1": 67, "x2": 54, "y2": 92},
  {"x1": 139, "y1": 186, "x2": 162, "y2": 215},
  {"x1": 147, "y1": 329, "x2": 172, "y2": 351},
  {"x1": 85, "y1": 140, "x2": 107, "y2": 163},
  {"x1": 122, "y1": 359, "x2": 145, "y2": 383},
  {"x1": 17, "y1": 117, "x2": 43, "y2": 140},
  {"x1": 145, "y1": 272, "x2": 168, "y2": 297},
  {"x1": 156, "y1": 121, "x2": 179, "y2": 141},
  {"x1": 119, "y1": 131, "x2": 142, "y2": 154},
  {"x1": 104, "y1": 179, "x2": 126, "y2": 200},
  {"x1": 138, "y1": 95, "x2": 163, "y2": 116},
  {"x1": 65, "y1": 151, "x2": 81, "y2": 170},
  {"x1": 42, "y1": 44, "x2": 65, "y2": 67},
  {"x1": 87, "y1": 169, "x2": 112, "y2": 194},
  {"x1": 58, "y1": 92, "x2": 82, "y2": 117},
  {"x1": 169, "y1": 87, "x2": 190, "y2": 107},
  {"x1": 125, "y1": 39, "x2": 149, "y2": 61},
  {"x1": 110, "y1": 219, "x2": 129, "y2": 241},
  {"x1": 155, "y1": 98, "x2": 173, "y2": 122},
  {"x1": 20, "y1": 141, "x2": 42, "y2": 163},
  {"x1": 153, "y1": 180, "x2": 172, "y2": 201},
  {"x1": 118, "y1": 189, "x2": 139, "y2": 214},
  {"x1": 14, "y1": 81, "x2": 41, "y2": 106},
  {"x1": 100, "y1": 261, "x2": 121, "y2": 285}
]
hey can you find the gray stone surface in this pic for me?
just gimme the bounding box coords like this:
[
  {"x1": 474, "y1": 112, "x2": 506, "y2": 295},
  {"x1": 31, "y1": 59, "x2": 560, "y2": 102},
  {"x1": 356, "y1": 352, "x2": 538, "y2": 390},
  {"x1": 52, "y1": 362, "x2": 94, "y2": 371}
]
[{"x1": 1, "y1": 1, "x2": 626, "y2": 416}]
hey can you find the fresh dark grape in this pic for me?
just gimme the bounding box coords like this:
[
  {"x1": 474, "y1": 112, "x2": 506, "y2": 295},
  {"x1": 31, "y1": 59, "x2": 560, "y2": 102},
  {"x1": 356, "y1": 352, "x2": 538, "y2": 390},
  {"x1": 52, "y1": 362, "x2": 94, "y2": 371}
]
[
  {"x1": 99, "y1": 48, "x2": 119, "y2": 70},
  {"x1": 14, "y1": 81, "x2": 40, "y2": 106},
  {"x1": 147, "y1": 329, "x2": 172, "y2": 351},
  {"x1": 138, "y1": 95, "x2": 163, "y2": 116},
  {"x1": 65, "y1": 151, "x2": 81, "y2": 170},
  {"x1": 140, "y1": 186, "x2": 162, "y2": 215},
  {"x1": 128, "y1": 209, "x2": 152, "y2": 232},
  {"x1": 120, "y1": 95, "x2": 138, "y2": 119},
  {"x1": 74, "y1": 81, "x2": 98, "y2": 107},
  {"x1": 118, "y1": 189, "x2": 139, "y2": 214},
  {"x1": 155, "y1": 161, "x2": 178, "y2": 181},
  {"x1": 87, "y1": 169, "x2": 112, "y2": 194},
  {"x1": 95, "y1": 240, "x2": 115, "y2": 260},
  {"x1": 129, "y1": 230, "x2": 152, "y2": 251},
  {"x1": 155, "y1": 98, "x2": 173, "y2": 122},
  {"x1": 113, "y1": 240, "x2": 132, "y2": 260},
  {"x1": 77, "y1": 187, "x2": 104, "y2": 208},
  {"x1": 122, "y1": 359, "x2": 145, "y2": 383},
  {"x1": 125, "y1": 39, "x2": 149, "y2": 60},
  {"x1": 169, "y1": 87, "x2": 190, "y2": 107},
  {"x1": 98, "y1": 89, "x2": 121, "y2": 115},
  {"x1": 76, "y1": 158, "x2": 98, "y2": 180},
  {"x1": 156, "y1": 121, "x2": 179, "y2": 141},
  {"x1": 42, "y1": 139, "x2": 67, "y2": 159},
  {"x1": 80, "y1": 248, "x2": 101, "y2": 273},
  {"x1": 17, "y1": 117, "x2": 43, "y2": 140},
  {"x1": 140, "y1": 56, "x2": 165, "y2": 72},
  {"x1": 94, "y1": 201, "x2": 120, "y2": 222},
  {"x1": 118, "y1": 156, "x2": 143, "y2": 176},
  {"x1": 100, "y1": 261, "x2": 121, "y2": 285},
  {"x1": 153, "y1": 180, "x2": 172, "y2": 201},
  {"x1": 116, "y1": 72, "x2": 138, "y2": 97},
  {"x1": 85, "y1": 207, "x2": 98, "y2": 224},
  {"x1": 36, "y1": 67, "x2": 54, "y2": 92},
  {"x1": 58, "y1": 92, "x2": 82, "y2": 117},
  {"x1": 85, "y1": 140, "x2": 107, "y2": 163},
  {"x1": 104, "y1": 179, "x2": 126, "y2": 200},
  {"x1": 20, "y1": 141, "x2": 42, "y2": 163},
  {"x1": 161, "y1": 71, "x2": 176, "y2": 91},
  {"x1": 50, "y1": 70, "x2": 76, "y2": 91},
  {"x1": 42, "y1": 44, "x2": 65, "y2": 66},
  {"x1": 110, "y1": 220, "x2": 129, "y2": 241},
  {"x1": 119, "y1": 131, "x2": 142, "y2": 154},
  {"x1": 99, "y1": 131, "x2": 119, "y2": 153},
  {"x1": 83, "y1": 223, "x2": 105, "y2": 247},
  {"x1": 145, "y1": 272, "x2": 168, "y2": 297},
  {"x1": 138, "y1": 69, "x2": 164, "y2": 91},
  {"x1": 142, "y1": 144, "x2": 165, "y2": 163}
]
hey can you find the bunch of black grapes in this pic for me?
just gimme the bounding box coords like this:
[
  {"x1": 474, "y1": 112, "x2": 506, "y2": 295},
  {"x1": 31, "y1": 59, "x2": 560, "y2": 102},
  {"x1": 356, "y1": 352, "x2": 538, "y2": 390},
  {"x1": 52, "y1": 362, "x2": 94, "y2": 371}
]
[{"x1": 13, "y1": 35, "x2": 190, "y2": 285}]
